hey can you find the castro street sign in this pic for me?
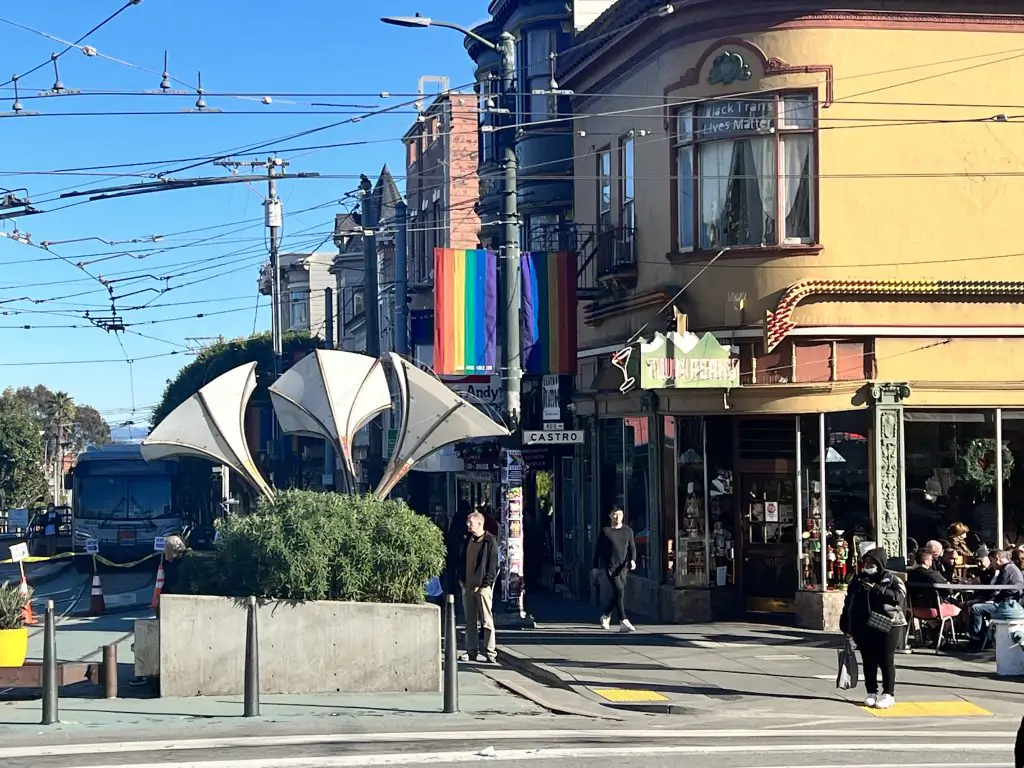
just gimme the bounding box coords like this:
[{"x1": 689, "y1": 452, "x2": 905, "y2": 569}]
[{"x1": 611, "y1": 330, "x2": 739, "y2": 394}]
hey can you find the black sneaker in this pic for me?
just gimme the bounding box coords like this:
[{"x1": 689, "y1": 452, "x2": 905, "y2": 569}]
[{"x1": 458, "y1": 652, "x2": 477, "y2": 662}]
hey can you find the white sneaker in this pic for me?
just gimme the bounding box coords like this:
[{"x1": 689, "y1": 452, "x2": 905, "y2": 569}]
[
  {"x1": 875, "y1": 694, "x2": 896, "y2": 710},
  {"x1": 619, "y1": 620, "x2": 636, "y2": 633},
  {"x1": 864, "y1": 694, "x2": 877, "y2": 708},
  {"x1": 600, "y1": 615, "x2": 611, "y2": 630}
]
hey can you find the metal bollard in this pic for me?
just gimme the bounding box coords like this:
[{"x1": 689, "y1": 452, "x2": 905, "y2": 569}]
[
  {"x1": 102, "y1": 644, "x2": 118, "y2": 698},
  {"x1": 243, "y1": 596, "x2": 260, "y2": 717},
  {"x1": 443, "y1": 593, "x2": 458, "y2": 714},
  {"x1": 41, "y1": 600, "x2": 58, "y2": 725}
]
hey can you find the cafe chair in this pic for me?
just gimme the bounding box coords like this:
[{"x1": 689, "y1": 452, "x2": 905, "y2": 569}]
[{"x1": 910, "y1": 590, "x2": 960, "y2": 653}]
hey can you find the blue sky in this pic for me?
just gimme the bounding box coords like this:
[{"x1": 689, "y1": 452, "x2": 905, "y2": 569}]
[{"x1": 0, "y1": 1, "x2": 482, "y2": 429}]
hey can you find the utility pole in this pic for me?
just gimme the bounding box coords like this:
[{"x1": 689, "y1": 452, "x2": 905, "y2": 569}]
[
  {"x1": 498, "y1": 30, "x2": 523, "y2": 427},
  {"x1": 323, "y1": 287, "x2": 337, "y2": 492},
  {"x1": 359, "y1": 174, "x2": 383, "y2": 492},
  {"x1": 394, "y1": 200, "x2": 409, "y2": 357},
  {"x1": 216, "y1": 157, "x2": 289, "y2": 485}
]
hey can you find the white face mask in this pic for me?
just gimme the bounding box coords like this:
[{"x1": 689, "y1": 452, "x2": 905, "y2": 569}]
[{"x1": 862, "y1": 565, "x2": 878, "y2": 575}]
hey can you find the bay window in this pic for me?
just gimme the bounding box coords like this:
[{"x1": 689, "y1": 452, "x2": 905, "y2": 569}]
[
  {"x1": 674, "y1": 92, "x2": 816, "y2": 251},
  {"x1": 517, "y1": 28, "x2": 556, "y2": 122}
]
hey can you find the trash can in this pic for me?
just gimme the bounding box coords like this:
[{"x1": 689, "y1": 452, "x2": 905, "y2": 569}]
[{"x1": 991, "y1": 600, "x2": 1024, "y2": 677}]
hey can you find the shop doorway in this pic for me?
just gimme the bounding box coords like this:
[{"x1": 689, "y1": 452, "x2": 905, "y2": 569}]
[{"x1": 740, "y1": 473, "x2": 798, "y2": 614}]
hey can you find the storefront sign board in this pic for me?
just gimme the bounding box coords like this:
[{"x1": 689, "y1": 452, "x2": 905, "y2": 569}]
[
  {"x1": 523, "y1": 430, "x2": 584, "y2": 445},
  {"x1": 611, "y1": 331, "x2": 739, "y2": 393}
]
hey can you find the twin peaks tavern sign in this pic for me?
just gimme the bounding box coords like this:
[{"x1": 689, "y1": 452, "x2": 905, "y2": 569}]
[{"x1": 611, "y1": 315, "x2": 739, "y2": 395}]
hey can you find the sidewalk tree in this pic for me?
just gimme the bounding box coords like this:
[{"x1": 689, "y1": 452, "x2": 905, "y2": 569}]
[
  {"x1": 3, "y1": 385, "x2": 111, "y2": 455},
  {"x1": 150, "y1": 331, "x2": 320, "y2": 496},
  {"x1": 176, "y1": 490, "x2": 446, "y2": 604},
  {"x1": 151, "y1": 331, "x2": 319, "y2": 426},
  {"x1": 0, "y1": 394, "x2": 48, "y2": 507}
]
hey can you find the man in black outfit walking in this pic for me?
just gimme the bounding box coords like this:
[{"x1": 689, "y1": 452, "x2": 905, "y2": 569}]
[{"x1": 592, "y1": 507, "x2": 637, "y2": 633}]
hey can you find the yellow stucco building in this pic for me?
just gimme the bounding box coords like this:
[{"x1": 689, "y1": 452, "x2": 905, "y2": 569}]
[{"x1": 565, "y1": 1, "x2": 1024, "y2": 624}]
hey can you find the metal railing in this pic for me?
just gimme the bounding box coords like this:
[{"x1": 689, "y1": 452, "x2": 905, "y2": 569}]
[{"x1": 595, "y1": 226, "x2": 636, "y2": 279}]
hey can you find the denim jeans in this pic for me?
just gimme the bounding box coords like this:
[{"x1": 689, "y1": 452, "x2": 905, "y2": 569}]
[{"x1": 969, "y1": 600, "x2": 998, "y2": 640}]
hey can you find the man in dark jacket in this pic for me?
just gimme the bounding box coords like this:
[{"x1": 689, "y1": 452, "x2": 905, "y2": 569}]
[{"x1": 457, "y1": 511, "x2": 499, "y2": 663}]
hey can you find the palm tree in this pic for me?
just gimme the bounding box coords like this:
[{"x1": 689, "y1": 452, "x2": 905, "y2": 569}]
[{"x1": 45, "y1": 392, "x2": 75, "y2": 504}]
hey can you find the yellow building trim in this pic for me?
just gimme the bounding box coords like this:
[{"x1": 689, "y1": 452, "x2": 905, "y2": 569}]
[{"x1": 765, "y1": 280, "x2": 1024, "y2": 352}]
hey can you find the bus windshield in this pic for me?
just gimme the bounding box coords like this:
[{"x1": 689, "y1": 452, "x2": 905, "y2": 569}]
[{"x1": 77, "y1": 476, "x2": 173, "y2": 520}]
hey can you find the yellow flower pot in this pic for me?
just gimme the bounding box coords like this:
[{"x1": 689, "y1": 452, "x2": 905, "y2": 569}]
[{"x1": 0, "y1": 627, "x2": 28, "y2": 667}]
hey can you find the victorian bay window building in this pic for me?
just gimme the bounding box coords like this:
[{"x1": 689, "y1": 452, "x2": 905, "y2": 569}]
[{"x1": 564, "y1": 0, "x2": 1024, "y2": 627}]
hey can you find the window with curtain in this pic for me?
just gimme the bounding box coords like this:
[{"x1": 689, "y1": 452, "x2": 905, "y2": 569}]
[
  {"x1": 674, "y1": 92, "x2": 816, "y2": 251},
  {"x1": 619, "y1": 134, "x2": 635, "y2": 231},
  {"x1": 598, "y1": 418, "x2": 625, "y2": 527},
  {"x1": 289, "y1": 290, "x2": 308, "y2": 329},
  {"x1": 597, "y1": 148, "x2": 612, "y2": 228}
]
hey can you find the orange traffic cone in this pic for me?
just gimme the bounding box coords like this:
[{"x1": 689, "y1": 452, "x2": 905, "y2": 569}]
[
  {"x1": 151, "y1": 559, "x2": 165, "y2": 609},
  {"x1": 19, "y1": 572, "x2": 35, "y2": 626},
  {"x1": 89, "y1": 573, "x2": 105, "y2": 616}
]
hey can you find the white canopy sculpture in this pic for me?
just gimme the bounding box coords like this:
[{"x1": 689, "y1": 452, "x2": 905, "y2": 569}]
[
  {"x1": 141, "y1": 362, "x2": 273, "y2": 499},
  {"x1": 268, "y1": 349, "x2": 392, "y2": 478},
  {"x1": 375, "y1": 352, "x2": 511, "y2": 498}
]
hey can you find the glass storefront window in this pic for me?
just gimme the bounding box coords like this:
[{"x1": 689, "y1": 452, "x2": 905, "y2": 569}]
[
  {"x1": 660, "y1": 416, "x2": 676, "y2": 585},
  {"x1": 824, "y1": 411, "x2": 871, "y2": 588},
  {"x1": 598, "y1": 418, "x2": 625, "y2": 520},
  {"x1": 904, "y1": 411, "x2": 994, "y2": 547},
  {"x1": 624, "y1": 416, "x2": 652, "y2": 578},
  {"x1": 797, "y1": 411, "x2": 872, "y2": 591},
  {"x1": 798, "y1": 414, "x2": 825, "y2": 589},
  {"x1": 676, "y1": 416, "x2": 707, "y2": 587},
  {"x1": 705, "y1": 416, "x2": 736, "y2": 587},
  {"x1": 1000, "y1": 411, "x2": 1024, "y2": 546}
]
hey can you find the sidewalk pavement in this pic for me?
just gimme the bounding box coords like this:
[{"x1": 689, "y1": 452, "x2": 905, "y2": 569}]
[
  {"x1": 498, "y1": 591, "x2": 1024, "y2": 721},
  {"x1": 0, "y1": 668, "x2": 548, "y2": 736}
]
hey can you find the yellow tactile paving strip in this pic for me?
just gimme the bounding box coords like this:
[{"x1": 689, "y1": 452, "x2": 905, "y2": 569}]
[
  {"x1": 864, "y1": 701, "x2": 993, "y2": 718},
  {"x1": 590, "y1": 688, "x2": 669, "y2": 702}
]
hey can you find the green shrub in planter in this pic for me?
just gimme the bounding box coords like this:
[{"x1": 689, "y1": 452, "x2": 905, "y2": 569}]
[
  {"x1": 0, "y1": 580, "x2": 31, "y2": 630},
  {"x1": 196, "y1": 491, "x2": 445, "y2": 604}
]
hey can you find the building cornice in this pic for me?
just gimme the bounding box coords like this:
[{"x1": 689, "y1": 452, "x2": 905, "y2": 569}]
[{"x1": 563, "y1": 5, "x2": 1024, "y2": 97}]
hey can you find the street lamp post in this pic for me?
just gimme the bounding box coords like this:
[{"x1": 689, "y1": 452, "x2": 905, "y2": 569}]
[
  {"x1": 380, "y1": 15, "x2": 522, "y2": 428},
  {"x1": 382, "y1": 15, "x2": 528, "y2": 621}
]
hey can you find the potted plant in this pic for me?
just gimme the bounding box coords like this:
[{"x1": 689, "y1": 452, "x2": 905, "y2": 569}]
[{"x1": 0, "y1": 580, "x2": 32, "y2": 667}]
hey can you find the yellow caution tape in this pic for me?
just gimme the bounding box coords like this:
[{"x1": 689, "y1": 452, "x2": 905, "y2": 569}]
[
  {"x1": 0, "y1": 550, "x2": 160, "y2": 567},
  {"x1": 94, "y1": 552, "x2": 160, "y2": 568},
  {"x1": 0, "y1": 552, "x2": 77, "y2": 564}
]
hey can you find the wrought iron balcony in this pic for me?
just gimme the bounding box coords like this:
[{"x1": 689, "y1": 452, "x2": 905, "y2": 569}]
[{"x1": 595, "y1": 226, "x2": 637, "y2": 281}]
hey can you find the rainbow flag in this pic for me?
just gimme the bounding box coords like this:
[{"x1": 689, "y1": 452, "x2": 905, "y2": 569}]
[
  {"x1": 433, "y1": 248, "x2": 498, "y2": 375},
  {"x1": 522, "y1": 251, "x2": 578, "y2": 376}
]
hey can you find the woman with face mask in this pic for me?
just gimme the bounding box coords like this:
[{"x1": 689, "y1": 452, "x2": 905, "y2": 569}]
[{"x1": 839, "y1": 547, "x2": 908, "y2": 710}]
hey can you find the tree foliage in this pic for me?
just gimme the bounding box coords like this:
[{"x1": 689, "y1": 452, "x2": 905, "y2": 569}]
[
  {"x1": 176, "y1": 490, "x2": 446, "y2": 604},
  {"x1": 151, "y1": 331, "x2": 320, "y2": 427},
  {"x1": 0, "y1": 395, "x2": 48, "y2": 507},
  {"x1": 3, "y1": 385, "x2": 111, "y2": 456}
]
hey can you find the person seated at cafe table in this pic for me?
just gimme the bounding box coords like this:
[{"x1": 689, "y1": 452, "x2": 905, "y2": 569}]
[
  {"x1": 966, "y1": 549, "x2": 1024, "y2": 650},
  {"x1": 1012, "y1": 544, "x2": 1024, "y2": 570},
  {"x1": 947, "y1": 522, "x2": 974, "y2": 560},
  {"x1": 971, "y1": 546, "x2": 995, "y2": 585},
  {"x1": 939, "y1": 547, "x2": 960, "y2": 582},
  {"x1": 907, "y1": 548, "x2": 961, "y2": 626}
]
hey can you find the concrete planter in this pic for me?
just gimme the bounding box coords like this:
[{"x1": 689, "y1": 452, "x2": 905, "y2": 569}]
[
  {"x1": 157, "y1": 594, "x2": 440, "y2": 697},
  {"x1": 795, "y1": 589, "x2": 847, "y2": 632}
]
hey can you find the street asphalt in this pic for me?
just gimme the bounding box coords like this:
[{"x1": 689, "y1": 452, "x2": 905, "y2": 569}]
[{"x1": 0, "y1": 722, "x2": 1018, "y2": 767}]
